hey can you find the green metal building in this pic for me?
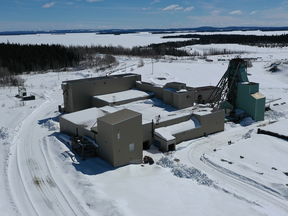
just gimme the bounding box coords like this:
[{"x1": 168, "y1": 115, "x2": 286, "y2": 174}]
[{"x1": 236, "y1": 82, "x2": 266, "y2": 121}]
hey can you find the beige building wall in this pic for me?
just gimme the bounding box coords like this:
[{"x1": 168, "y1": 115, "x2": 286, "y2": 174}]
[
  {"x1": 97, "y1": 109, "x2": 143, "y2": 167},
  {"x1": 153, "y1": 109, "x2": 225, "y2": 149},
  {"x1": 155, "y1": 114, "x2": 192, "y2": 128},
  {"x1": 59, "y1": 115, "x2": 96, "y2": 141},
  {"x1": 172, "y1": 127, "x2": 203, "y2": 144},
  {"x1": 163, "y1": 89, "x2": 173, "y2": 105},
  {"x1": 172, "y1": 91, "x2": 195, "y2": 109},
  {"x1": 154, "y1": 135, "x2": 176, "y2": 151},
  {"x1": 135, "y1": 82, "x2": 164, "y2": 100},
  {"x1": 92, "y1": 94, "x2": 154, "y2": 108},
  {"x1": 164, "y1": 82, "x2": 186, "y2": 90},
  {"x1": 195, "y1": 86, "x2": 216, "y2": 104},
  {"x1": 194, "y1": 109, "x2": 225, "y2": 135},
  {"x1": 62, "y1": 74, "x2": 141, "y2": 113},
  {"x1": 142, "y1": 122, "x2": 153, "y2": 149},
  {"x1": 97, "y1": 121, "x2": 114, "y2": 166}
]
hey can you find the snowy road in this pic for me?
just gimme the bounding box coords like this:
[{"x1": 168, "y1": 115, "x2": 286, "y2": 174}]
[
  {"x1": 179, "y1": 126, "x2": 288, "y2": 215},
  {"x1": 6, "y1": 93, "x2": 88, "y2": 216}
]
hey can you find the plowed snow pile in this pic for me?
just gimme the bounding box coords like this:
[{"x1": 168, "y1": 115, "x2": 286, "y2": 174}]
[
  {"x1": 157, "y1": 155, "x2": 214, "y2": 186},
  {"x1": 42, "y1": 119, "x2": 59, "y2": 131},
  {"x1": 0, "y1": 127, "x2": 15, "y2": 139}
]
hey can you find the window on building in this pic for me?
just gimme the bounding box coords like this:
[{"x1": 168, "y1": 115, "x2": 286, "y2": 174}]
[
  {"x1": 129, "y1": 143, "x2": 134, "y2": 152},
  {"x1": 117, "y1": 130, "x2": 120, "y2": 140}
]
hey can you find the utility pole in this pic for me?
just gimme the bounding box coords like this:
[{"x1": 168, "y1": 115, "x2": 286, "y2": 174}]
[{"x1": 152, "y1": 59, "x2": 154, "y2": 75}]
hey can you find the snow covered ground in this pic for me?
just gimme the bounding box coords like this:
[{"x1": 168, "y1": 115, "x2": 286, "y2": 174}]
[
  {"x1": 1, "y1": 32, "x2": 288, "y2": 215},
  {"x1": 1, "y1": 30, "x2": 288, "y2": 48}
]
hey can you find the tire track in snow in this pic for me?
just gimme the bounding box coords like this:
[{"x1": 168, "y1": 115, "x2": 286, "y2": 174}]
[
  {"x1": 185, "y1": 132, "x2": 288, "y2": 215},
  {"x1": 200, "y1": 155, "x2": 281, "y2": 196},
  {"x1": 40, "y1": 136, "x2": 89, "y2": 216},
  {"x1": 23, "y1": 111, "x2": 70, "y2": 216},
  {"x1": 7, "y1": 97, "x2": 88, "y2": 216}
]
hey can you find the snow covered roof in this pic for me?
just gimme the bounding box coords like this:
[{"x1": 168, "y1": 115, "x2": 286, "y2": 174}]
[
  {"x1": 251, "y1": 92, "x2": 265, "y2": 99},
  {"x1": 93, "y1": 89, "x2": 154, "y2": 103},
  {"x1": 164, "y1": 88, "x2": 189, "y2": 93},
  {"x1": 154, "y1": 116, "x2": 201, "y2": 141},
  {"x1": 61, "y1": 107, "x2": 106, "y2": 130},
  {"x1": 99, "y1": 98, "x2": 216, "y2": 125},
  {"x1": 98, "y1": 109, "x2": 141, "y2": 125},
  {"x1": 177, "y1": 89, "x2": 188, "y2": 93},
  {"x1": 62, "y1": 73, "x2": 140, "y2": 84},
  {"x1": 154, "y1": 128, "x2": 176, "y2": 141},
  {"x1": 239, "y1": 82, "x2": 259, "y2": 86}
]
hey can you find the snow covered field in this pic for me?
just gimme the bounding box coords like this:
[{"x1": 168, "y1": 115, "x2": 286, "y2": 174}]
[
  {"x1": 1, "y1": 32, "x2": 288, "y2": 215},
  {"x1": 1, "y1": 30, "x2": 288, "y2": 48}
]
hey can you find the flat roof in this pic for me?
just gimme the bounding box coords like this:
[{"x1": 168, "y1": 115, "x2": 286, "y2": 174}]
[
  {"x1": 195, "y1": 86, "x2": 216, "y2": 91},
  {"x1": 93, "y1": 89, "x2": 154, "y2": 103},
  {"x1": 98, "y1": 109, "x2": 141, "y2": 125},
  {"x1": 166, "y1": 82, "x2": 186, "y2": 85},
  {"x1": 62, "y1": 73, "x2": 140, "y2": 84},
  {"x1": 155, "y1": 116, "x2": 201, "y2": 141},
  {"x1": 61, "y1": 107, "x2": 106, "y2": 130},
  {"x1": 239, "y1": 82, "x2": 259, "y2": 86},
  {"x1": 252, "y1": 92, "x2": 265, "y2": 99},
  {"x1": 99, "y1": 98, "x2": 217, "y2": 125},
  {"x1": 164, "y1": 88, "x2": 189, "y2": 93}
]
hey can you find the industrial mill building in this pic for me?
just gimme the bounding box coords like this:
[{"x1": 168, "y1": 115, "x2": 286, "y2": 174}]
[
  {"x1": 59, "y1": 59, "x2": 265, "y2": 167},
  {"x1": 59, "y1": 73, "x2": 225, "y2": 167}
]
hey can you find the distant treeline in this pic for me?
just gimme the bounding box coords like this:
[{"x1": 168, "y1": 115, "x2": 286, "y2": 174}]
[
  {"x1": 0, "y1": 43, "x2": 79, "y2": 74},
  {"x1": 96, "y1": 31, "x2": 137, "y2": 35},
  {"x1": 0, "y1": 42, "x2": 191, "y2": 79},
  {"x1": 161, "y1": 34, "x2": 288, "y2": 46},
  {"x1": 75, "y1": 44, "x2": 190, "y2": 59}
]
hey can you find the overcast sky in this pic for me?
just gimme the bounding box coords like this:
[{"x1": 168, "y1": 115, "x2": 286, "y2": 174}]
[{"x1": 1, "y1": 0, "x2": 288, "y2": 32}]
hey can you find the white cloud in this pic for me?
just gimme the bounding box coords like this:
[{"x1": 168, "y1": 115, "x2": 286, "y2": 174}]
[
  {"x1": 143, "y1": 7, "x2": 151, "y2": 10},
  {"x1": 42, "y1": 2, "x2": 55, "y2": 8},
  {"x1": 150, "y1": 0, "x2": 160, "y2": 4},
  {"x1": 211, "y1": 10, "x2": 220, "y2": 16},
  {"x1": 184, "y1": 6, "x2": 194, "y2": 12},
  {"x1": 175, "y1": 7, "x2": 183, "y2": 10},
  {"x1": 87, "y1": 0, "x2": 103, "y2": 2},
  {"x1": 250, "y1": 11, "x2": 258, "y2": 15},
  {"x1": 229, "y1": 10, "x2": 242, "y2": 15},
  {"x1": 163, "y1": 4, "x2": 179, "y2": 11}
]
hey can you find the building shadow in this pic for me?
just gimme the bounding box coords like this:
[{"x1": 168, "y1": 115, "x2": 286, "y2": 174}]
[{"x1": 49, "y1": 132, "x2": 115, "y2": 175}]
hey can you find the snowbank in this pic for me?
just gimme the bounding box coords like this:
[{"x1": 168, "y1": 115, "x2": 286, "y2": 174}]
[
  {"x1": 157, "y1": 155, "x2": 213, "y2": 186},
  {"x1": 42, "y1": 119, "x2": 59, "y2": 131},
  {"x1": 0, "y1": 127, "x2": 15, "y2": 139},
  {"x1": 240, "y1": 117, "x2": 255, "y2": 126}
]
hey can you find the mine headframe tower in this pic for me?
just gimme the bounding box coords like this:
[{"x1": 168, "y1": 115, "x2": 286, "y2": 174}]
[{"x1": 207, "y1": 57, "x2": 248, "y2": 110}]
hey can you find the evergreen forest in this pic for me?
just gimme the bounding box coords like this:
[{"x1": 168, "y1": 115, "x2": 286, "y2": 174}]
[{"x1": 1, "y1": 33, "x2": 288, "y2": 87}]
